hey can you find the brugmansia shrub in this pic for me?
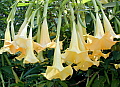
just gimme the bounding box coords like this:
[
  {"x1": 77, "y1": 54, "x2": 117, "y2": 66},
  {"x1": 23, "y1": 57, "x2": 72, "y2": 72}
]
[{"x1": 0, "y1": 0, "x2": 120, "y2": 87}]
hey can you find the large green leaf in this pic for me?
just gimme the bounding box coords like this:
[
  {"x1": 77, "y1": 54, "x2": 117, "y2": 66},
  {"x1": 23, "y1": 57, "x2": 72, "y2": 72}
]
[
  {"x1": 103, "y1": 1, "x2": 120, "y2": 7},
  {"x1": 92, "y1": 76, "x2": 106, "y2": 87},
  {"x1": 1, "y1": 66, "x2": 13, "y2": 75}
]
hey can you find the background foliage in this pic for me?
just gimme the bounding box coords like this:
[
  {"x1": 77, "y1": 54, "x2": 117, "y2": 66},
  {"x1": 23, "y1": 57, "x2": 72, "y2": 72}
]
[{"x1": 0, "y1": 0, "x2": 120, "y2": 87}]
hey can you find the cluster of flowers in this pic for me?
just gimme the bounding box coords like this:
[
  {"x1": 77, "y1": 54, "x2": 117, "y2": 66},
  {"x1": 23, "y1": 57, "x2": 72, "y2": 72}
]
[{"x1": 0, "y1": 0, "x2": 119, "y2": 81}]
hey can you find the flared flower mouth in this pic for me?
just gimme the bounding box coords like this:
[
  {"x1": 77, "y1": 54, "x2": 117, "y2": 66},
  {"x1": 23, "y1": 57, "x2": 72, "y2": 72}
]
[
  {"x1": 62, "y1": 50, "x2": 93, "y2": 64},
  {"x1": 74, "y1": 60, "x2": 94, "y2": 71},
  {"x1": 42, "y1": 27, "x2": 73, "y2": 80},
  {"x1": 41, "y1": 65, "x2": 73, "y2": 80},
  {"x1": 86, "y1": 32, "x2": 117, "y2": 50},
  {"x1": 23, "y1": 48, "x2": 39, "y2": 63}
]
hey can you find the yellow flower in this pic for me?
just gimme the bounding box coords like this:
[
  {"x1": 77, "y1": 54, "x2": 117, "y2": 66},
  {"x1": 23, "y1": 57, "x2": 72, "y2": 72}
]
[
  {"x1": 39, "y1": 18, "x2": 55, "y2": 48},
  {"x1": 62, "y1": 21, "x2": 93, "y2": 66},
  {"x1": 42, "y1": 38, "x2": 73, "y2": 80},
  {"x1": 62, "y1": 21, "x2": 95, "y2": 71},
  {"x1": 88, "y1": 50, "x2": 110, "y2": 66},
  {"x1": 33, "y1": 42, "x2": 44, "y2": 53},
  {"x1": 0, "y1": 23, "x2": 12, "y2": 53},
  {"x1": 40, "y1": 18, "x2": 51, "y2": 47},
  {"x1": 15, "y1": 47, "x2": 26, "y2": 60},
  {"x1": 0, "y1": 23, "x2": 20, "y2": 54},
  {"x1": 14, "y1": 23, "x2": 28, "y2": 48},
  {"x1": 86, "y1": 32, "x2": 117, "y2": 50},
  {"x1": 114, "y1": 64, "x2": 120, "y2": 69},
  {"x1": 34, "y1": 18, "x2": 56, "y2": 53},
  {"x1": 86, "y1": 13, "x2": 117, "y2": 50},
  {"x1": 101, "y1": 9, "x2": 120, "y2": 38},
  {"x1": 89, "y1": 50, "x2": 110, "y2": 59},
  {"x1": 23, "y1": 28, "x2": 39, "y2": 63},
  {"x1": 74, "y1": 60, "x2": 94, "y2": 71},
  {"x1": 76, "y1": 20, "x2": 87, "y2": 51},
  {"x1": 4, "y1": 23, "x2": 11, "y2": 45},
  {"x1": 94, "y1": 13, "x2": 104, "y2": 39}
]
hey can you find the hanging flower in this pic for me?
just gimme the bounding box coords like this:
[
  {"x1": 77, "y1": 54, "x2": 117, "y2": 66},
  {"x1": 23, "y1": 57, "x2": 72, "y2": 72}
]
[
  {"x1": 0, "y1": 23, "x2": 20, "y2": 54},
  {"x1": 40, "y1": 18, "x2": 51, "y2": 47},
  {"x1": 41, "y1": 39, "x2": 73, "y2": 80},
  {"x1": 23, "y1": 27, "x2": 39, "y2": 63},
  {"x1": 101, "y1": 9, "x2": 120, "y2": 38},
  {"x1": 14, "y1": 23, "x2": 28, "y2": 48},
  {"x1": 34, "y1": 18, "x2": 56, "y2": 53},
  {"x1": 86, "y1": 13, "x2": 117, "y2": 50},
  {"x1": 62, "y1": 21, "x2": 94, "y2": 66}
]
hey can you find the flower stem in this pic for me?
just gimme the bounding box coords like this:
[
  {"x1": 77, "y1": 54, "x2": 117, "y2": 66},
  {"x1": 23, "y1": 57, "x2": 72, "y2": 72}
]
[
  {"x1": 0, "y1": 71, "x2": 5, "y2": 87},
  {"x1": 86, "y1": 72, "x2": 98, "y2": 87}
]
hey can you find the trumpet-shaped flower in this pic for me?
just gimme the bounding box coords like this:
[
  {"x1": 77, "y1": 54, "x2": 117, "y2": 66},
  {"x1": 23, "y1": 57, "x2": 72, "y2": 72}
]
[
  {"x1": 76, "y1": 20, "x2": 87, "y2": 51},
  {"x1": 86, "y1": 13, "x2": 117, "y2": 50},
  {"x1": 86, "y1": 32, "x2": 117, "y2": 50},
  {"x1": 94, "y1": 13, "x2": 104, "y2": 39},
  {"x1": 62, "y1": 21, "x2": 94, "y2": 66},
  {"x1": 4, "y1": 23, "x2": 11, "y2": 45},
  {"x1": 23, "y1": 28, "x2": 39, "y2": 63},
  {"x1": 40, "y1": 18, "x2": 51, "y2": 47},
  {"x1": 34, "y1": 18, "x2": 56, "y2": 53},
  {"x1": 101, "y1": 9, "x2": 120, "y2": 38},
  {"x1": 42, "y1": 39, "x2": 73, "y2": 80},
  {"x1": 14, "y1": 23, "x2": 28, "y2": 48},
  {"x1": 0, "y1": 23, "x2": 19, "y2": 54},
  {"x1": 62, "y1": 22, "x2": 82, "y2": 63}
]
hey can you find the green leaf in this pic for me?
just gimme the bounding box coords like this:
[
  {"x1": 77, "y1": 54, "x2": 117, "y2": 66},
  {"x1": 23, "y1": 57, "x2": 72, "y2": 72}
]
[
  {"x1": 92, "y1": 76, "x2": 106, "y2": 87},
  {"x1": 1, "y1": 66, "x2": 13, "y2": 75},
  {"x1": 25, "y1": 74, "x2": 41, "y2": 78},
  {"x1": 59, "y1": 81, "x2": 68, "y2": 87},
  {"x1": 103, "y1": 1, "x2": 120, "y2": 7},
  {"x1": 111, "y1": 79, "x2": 120, "y2": 87},
  {"x1": 10, "y1": 82, "x2": 24, "y2": 87},
  {"x1": 37, "y1": 83, "x2": 46, "y2": 87},
  {"x1": 46, "y1": 81, "x2": 54, "y2": 87},
  {"x1": 21, "y1": 65, "x2": 43, "y2": 79}
]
